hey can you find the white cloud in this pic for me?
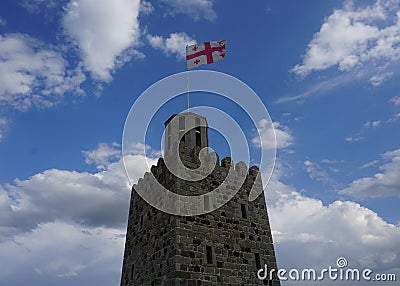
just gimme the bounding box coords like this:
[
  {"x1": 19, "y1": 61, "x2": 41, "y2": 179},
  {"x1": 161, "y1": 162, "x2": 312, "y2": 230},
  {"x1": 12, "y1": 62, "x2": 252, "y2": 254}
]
[
  {"x1": 20, "y1": 0, "x2": 60, "y2": 14},
  {"x1": 62, "y1": 0, "x2": 141, "y2": 82},
  {"x1": 364, "y1": 120, "x2": 381, "y2": 128},
  {"x1": 1, "y1": 142, "x2": 399, "y2": 285},
  {"x1": 0, "y1": 17, "x2": 7, "y2": 27},
  {"x1": 304, "y1": 160, "x2": 331, "y2": 183},
  {"x1": 371, "y1": 120, "x2": 381, "y2": 127},
  {"x1": 361, "y1": 159, "x2": 380, "y2": 168},
  {"x1": 82, "y1": 142, "x2": 121, "y2": 170},
  {"x1": 387, "y1": 112, "x2": 400, "y2": 123},
  {"x1": 0, "y1": 221, "x2": 125, "y2": 284},
  {"x1": 320, "y1": 159, "x2": 342, "y2": 164},
  {"x1": 369, "y1": 72, "x2": 393, "y2": 86},
  {"x1": 275, "y1": 73, "x2": 354, "y2": 103},
  {"x1": 140, "y1": 0, "x2": 154, "y2": 15},
  {"x1": 340, "y1": 148, "x2": 400, "y2": 198},
  {"x1": 21, "y1": 0, "x2": 58, "y2": 12},
  {"x1": 0, "y1": 34, "x2": 85, "y2": 111},
  {"x1": 345, "y1": 135, "x2": 364, "y2": 142},
  {"x1": 0, "y1": 142, "x2": 159, "y2": 284},
  {"x1": 0, "y1": 117, "x2": 7, "y2": 141},
  {"x1": 147, "y1": 32, "x2": 196, "y2": 59},
  {"x1": 0, "y1": 153, "x2": 156, "y2": 238},
  {"x1": 160, "y1": 0, "x2": 216, "y2": 21},
  {"x1": 266, "y1": 168, "x2": 400, "y2": 284},
  {"x1": 252, "y1": 119, "x2": 294, "y2": 150},
  {"x1": 292, "y1": 0, "x2": 400, "y2": 84},
  {"x1": 391, "y1": 96, "x2": 400, "y2": 105}
]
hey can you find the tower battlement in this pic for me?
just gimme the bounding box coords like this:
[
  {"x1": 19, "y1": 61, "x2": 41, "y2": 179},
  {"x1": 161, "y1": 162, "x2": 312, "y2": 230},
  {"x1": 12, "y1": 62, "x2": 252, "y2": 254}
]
[
  {"x1": 120, "y1": 113, "x2": 280, "y2": 286},
  {"x1": 141, "y1": 153, "x2": 262, "y2": 197}
]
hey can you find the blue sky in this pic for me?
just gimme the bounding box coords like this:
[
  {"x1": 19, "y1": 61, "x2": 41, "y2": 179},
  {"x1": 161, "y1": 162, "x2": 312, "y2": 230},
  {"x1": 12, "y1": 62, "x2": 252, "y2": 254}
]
[{"x1": 0, "y1": 0, "x2": 400, "y2": 285}]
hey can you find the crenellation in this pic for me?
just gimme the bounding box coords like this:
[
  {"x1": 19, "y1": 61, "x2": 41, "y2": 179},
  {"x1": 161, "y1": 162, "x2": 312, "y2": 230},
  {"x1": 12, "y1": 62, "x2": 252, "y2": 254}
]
[{"x1": 121, "y1": 113, "x2": 280, "y2": 286}]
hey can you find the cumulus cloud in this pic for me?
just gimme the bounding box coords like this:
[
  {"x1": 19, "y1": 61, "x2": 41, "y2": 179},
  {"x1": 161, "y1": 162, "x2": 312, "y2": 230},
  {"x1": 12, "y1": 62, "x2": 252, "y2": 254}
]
[
  {"x1": 0, "y1": 33, "x2": 85, "y2": 111},
  {"x1": 304, "y1": 160, "x2": 331, "y2": 183},
  {"x1": 160, "y1": 0, "x2": 217, "y2": 21},
  {"x1": 62, "y1": 0, "x2": 142, "y2": 81},
  {"x1": 0, "y1": 222, "x2": 125, "y2": 285},
  {"x1": 292, "y1": 0, "x2": 400, "y2": 83},
  {"x1": 340, "y1": 148, "x2": 400, "y2": 198},
  {"x1": 266, "y1": 168, "x2": 400, "y2": 285},
  {"x1": 252, "y1": 119, "x2": 294, "y2": 150},
  {"x1": 147, "y1": 32, "x2": 196, "y2": 59},
  {"x1": 1, "y1": 141, "x2": 399, "y2": 285},
  {"x1": 140, "y1": 0, "x2": 154, "y2": 15},
  {"x1": 0, "y1": 150, "x2": 157, "y2": 238},
  {"x1": 369, "y1": 72, "x2": 393, "y2": 86},
  {"x1": 82, "y1": 142, "x2": 121, "y2": 170},
  {"x1": 0, "y1": 142, "x2": 159, "y2": 284}
]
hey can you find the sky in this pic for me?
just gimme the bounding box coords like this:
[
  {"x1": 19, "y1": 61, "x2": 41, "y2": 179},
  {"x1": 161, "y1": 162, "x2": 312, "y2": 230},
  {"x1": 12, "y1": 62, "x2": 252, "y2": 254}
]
[{"x1": 0, "y1": 0, "x2": 400, "y2": 285}]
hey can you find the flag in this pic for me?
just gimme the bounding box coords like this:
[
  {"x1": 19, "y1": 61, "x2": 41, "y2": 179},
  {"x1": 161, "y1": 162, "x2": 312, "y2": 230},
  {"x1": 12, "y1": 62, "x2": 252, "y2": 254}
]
[{"x1": 186, "y1": 40, "x2": 226, "y2": 70}]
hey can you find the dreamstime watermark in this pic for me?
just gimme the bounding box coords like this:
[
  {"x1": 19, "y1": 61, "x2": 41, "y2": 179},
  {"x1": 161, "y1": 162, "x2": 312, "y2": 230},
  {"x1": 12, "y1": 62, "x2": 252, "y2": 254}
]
[
  {"x1": 257, "y1": 257, "x2": 397, "y2": 282},
  {"x1": 122, "y1": 70, "x2": 277, "y2": 216}
]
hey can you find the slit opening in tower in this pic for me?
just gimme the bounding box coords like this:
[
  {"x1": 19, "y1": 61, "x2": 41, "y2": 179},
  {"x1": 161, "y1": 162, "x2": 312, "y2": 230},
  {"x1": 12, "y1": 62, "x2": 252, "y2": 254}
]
[
  {"x1": 130, "y1": 263, "x2": 134, "y2": 281},
  {"x1": 255, "y1": 252, "x2": 261, "y2": 270},
  {"x1": 206, "y1": 245, "x2": 213, "y2": 264},
  {"x1": 241, "y1": 203, "x2": 248, "y2": 219}
]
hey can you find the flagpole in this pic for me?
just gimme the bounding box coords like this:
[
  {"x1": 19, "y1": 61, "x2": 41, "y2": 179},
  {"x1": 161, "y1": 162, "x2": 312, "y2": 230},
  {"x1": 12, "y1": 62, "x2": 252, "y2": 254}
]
[{"x1": 186, "y1": 45, "x2": 189, "y2": 113}]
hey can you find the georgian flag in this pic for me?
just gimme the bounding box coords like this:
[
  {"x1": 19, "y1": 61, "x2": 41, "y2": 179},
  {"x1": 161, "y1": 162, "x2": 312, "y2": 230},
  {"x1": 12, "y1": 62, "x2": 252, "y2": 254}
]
[{"x1": 186, "y1": 40, "x2": 227, "y2": 70}]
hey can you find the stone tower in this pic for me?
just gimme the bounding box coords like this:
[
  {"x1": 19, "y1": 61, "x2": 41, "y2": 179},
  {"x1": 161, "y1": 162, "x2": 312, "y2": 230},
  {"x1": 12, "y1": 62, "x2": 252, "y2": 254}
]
[{"x1": 120, "y1": 112, "x2": 280, "y2": 286}]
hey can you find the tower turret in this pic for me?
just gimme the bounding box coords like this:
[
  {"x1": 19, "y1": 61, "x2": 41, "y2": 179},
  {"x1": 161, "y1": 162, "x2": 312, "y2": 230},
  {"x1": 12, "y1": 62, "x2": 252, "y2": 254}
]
[
  {"x1": 164, "y1": 112, "x2": 208, "y2": 156},
  {"x1": 120, "y1": 113, "x2": 280, "y2": 286}
]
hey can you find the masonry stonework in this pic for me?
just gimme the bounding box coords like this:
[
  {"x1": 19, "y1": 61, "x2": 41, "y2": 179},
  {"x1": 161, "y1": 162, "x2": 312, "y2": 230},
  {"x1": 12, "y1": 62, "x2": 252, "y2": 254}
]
[{"x1": 120, "y1": 113, "x2": 280, "y2": 286}]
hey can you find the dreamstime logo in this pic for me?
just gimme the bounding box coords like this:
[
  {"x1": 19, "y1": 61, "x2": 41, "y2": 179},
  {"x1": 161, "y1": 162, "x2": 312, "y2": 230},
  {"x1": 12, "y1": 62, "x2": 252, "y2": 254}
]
[
  {"x1": 258, "y1": 257, "x2": 397, "y2": 282},
  {"x1": 122, "y1": 70, "x2": 277, "y2": 216},
  {"x1": 336, "y1": 257, "x2": 348, "y2": 268}
]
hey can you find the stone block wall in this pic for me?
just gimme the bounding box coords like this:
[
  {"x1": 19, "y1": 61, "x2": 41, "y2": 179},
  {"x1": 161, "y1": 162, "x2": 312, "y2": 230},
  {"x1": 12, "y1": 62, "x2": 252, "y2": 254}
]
[{"x1": 120, "y1": 146, "x2": 280, "y2": 286}]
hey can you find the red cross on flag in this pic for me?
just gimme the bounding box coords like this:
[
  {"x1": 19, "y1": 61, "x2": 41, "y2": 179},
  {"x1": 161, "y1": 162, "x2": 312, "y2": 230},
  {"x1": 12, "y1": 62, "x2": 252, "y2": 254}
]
[{"x1": 186, "y1": 40, "x2": 227, "y2": 70}]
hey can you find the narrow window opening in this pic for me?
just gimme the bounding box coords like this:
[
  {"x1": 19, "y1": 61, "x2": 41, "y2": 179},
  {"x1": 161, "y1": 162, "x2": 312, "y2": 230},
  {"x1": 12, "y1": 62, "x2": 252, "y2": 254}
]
[
  {"x1": 130, "y1": 263, "x2": 135, "y2": 280},
  {"x1": 206, "y1": 245, "x2": 213, "y2": 264},
  {"x1": 195, "y1": 118, "x2": 201, "y2": 146},
  {"x1": 241, "y1": 204, "x2": 247, "y2": 219},
  {"x1": 204, "y1": 195, "x2": 210, "y2": 211},
  {"x1": 179, "y1": 116, "x2": 185, "y2": 129},
  {"x1": 195, "y1": 127, "x2": 201, "y2": 146},
  {"x1": 166, "y1": 125, "x2": 170, "y2": 150},
  {"x1": 179, "y1": 131, "x2": 185, "y2": 143},
  {"x1": 255, "y1": 253, "x2": 261, "y2": 270}
]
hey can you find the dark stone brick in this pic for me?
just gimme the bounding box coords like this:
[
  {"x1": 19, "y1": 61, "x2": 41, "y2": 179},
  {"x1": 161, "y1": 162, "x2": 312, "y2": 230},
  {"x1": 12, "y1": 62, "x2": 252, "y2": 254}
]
[{"x1": 120, "y1": 113, "x2": 280, "y2": 286}]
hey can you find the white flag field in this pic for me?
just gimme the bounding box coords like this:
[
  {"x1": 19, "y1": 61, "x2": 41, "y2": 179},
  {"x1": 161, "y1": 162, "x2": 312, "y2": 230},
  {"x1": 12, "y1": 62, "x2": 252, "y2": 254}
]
[{"x1": 186, "y1": 40, "x2": 227, "y2": 70}]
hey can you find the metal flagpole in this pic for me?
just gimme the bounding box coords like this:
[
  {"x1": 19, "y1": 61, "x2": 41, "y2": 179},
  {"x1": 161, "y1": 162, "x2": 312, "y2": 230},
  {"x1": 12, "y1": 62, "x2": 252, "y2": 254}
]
[
  {"x1": 186, "y1": 68, "x2": 189, "y2": 112},
  {"x1": 186, "y1": 45, "x2": 189, "y2": 113}
]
